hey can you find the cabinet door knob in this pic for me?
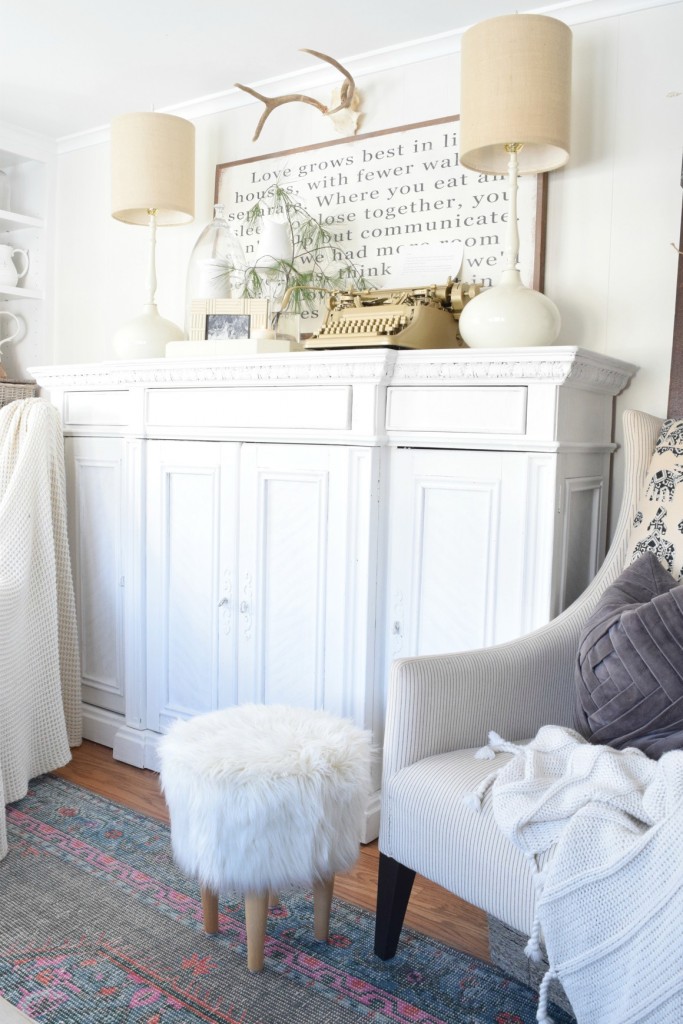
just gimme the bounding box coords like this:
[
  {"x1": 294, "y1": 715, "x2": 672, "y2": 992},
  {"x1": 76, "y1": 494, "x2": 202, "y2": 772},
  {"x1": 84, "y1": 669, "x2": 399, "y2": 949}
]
[{"x1": 218, "y1": 597, "x2": 230, "y2": 608}]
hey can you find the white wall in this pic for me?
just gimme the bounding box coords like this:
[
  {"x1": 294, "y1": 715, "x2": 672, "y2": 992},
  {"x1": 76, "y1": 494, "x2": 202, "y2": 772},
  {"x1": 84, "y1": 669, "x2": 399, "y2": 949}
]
[{"x1": 42, "y1": 2, "x2": 683, "y2": 514}]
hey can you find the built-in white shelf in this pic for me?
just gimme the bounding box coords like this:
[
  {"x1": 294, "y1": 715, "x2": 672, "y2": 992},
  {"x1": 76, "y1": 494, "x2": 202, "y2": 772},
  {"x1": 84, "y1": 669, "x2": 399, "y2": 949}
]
[
  {"x1": 0, "y1": 209, "x2": 43, "y2": 232},
  {"x1": 0, "y1": 284, "x2": 42, "y2": 300}
]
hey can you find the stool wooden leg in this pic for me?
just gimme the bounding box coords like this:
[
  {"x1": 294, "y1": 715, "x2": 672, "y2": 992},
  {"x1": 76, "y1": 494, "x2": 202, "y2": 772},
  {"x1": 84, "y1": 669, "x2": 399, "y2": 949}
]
[
  {"x1": 313, "y1": 876, "x2": 335, "y2": 942},
  {"x1": 201, "y1": 886, "x2": 219, "y2": 934},
  {"x1": 245, "y1": 892, "x2": 269, "y2": 972}
]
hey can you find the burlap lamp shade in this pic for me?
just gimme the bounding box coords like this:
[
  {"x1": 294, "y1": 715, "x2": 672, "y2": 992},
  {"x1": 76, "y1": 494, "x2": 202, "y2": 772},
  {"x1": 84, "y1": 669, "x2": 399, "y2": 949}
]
[
  {"x1": 110, "y1": 111, "x2": 195, "y2": 359},
  {"x1": 111, "y1": 112, "x2": 195, "y2": 225},
  {"x1": 459, "y1": 14, "x2": 572, "y2": 175}
]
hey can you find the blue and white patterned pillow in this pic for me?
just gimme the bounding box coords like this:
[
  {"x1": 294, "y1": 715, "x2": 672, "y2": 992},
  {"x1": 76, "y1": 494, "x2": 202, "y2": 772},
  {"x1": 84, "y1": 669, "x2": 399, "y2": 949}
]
[{"x1": 625, "y1": 418, "x2": 683, "y2": 581}]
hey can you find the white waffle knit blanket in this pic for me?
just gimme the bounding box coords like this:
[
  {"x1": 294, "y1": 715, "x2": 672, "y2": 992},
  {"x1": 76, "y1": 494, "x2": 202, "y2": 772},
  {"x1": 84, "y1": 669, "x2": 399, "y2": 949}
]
[
  {"x1": 0, "y1": 398, "x2": 81, "y2": 859},
  {"x1": 482, "y1": 724, "x2": 683, "y2": 1024}
]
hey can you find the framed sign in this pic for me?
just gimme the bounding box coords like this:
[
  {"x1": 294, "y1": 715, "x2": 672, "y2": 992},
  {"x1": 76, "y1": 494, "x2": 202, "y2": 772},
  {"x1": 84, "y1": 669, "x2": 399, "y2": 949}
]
[{"x1": 215, "y1": 116, "x2": 547, "y2": 310}]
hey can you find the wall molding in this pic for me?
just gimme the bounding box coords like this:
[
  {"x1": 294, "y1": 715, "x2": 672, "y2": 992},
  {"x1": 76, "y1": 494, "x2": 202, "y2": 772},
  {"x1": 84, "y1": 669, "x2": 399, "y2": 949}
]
[
  {"x1": 0, "y1": 120, "x2": 57, "y2": 162},
  {"x1": 56, "y1": 0, "x2": 680, "y2": 155}
]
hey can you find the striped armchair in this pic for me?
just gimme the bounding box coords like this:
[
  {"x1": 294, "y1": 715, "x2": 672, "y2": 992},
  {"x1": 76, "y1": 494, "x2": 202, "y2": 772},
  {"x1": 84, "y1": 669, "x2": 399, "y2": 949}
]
[{"x1": 374, "y1": 410, "x2": 662, "y2": 1000}]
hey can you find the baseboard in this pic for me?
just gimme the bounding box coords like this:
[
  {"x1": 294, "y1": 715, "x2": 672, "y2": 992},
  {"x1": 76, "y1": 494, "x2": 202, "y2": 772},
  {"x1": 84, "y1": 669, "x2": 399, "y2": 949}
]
[
  {"x1": 81, "y1": 705, "x2": 160, "y2": 772},
  {"x1": 362, "y1": 789, "x2": 381, "y2": 844},
  {"x1": 113, "y1": 726, "x2": 161, "y2": 770},
  {"x1": 81, "y1": 703, "x2": 122, "y2": 749}
]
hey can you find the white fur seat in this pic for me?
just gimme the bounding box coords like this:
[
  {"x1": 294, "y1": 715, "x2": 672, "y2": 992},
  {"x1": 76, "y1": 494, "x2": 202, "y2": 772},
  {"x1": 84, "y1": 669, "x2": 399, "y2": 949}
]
[{"x1": 158, "y1": 703, "x2": 372, "y2": 971}]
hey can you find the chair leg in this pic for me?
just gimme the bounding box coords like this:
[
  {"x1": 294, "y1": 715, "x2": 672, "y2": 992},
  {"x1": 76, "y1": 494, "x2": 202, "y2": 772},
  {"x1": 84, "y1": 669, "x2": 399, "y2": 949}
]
[
  {"x1": 244, "y1": 892, "x2": 270, "y2": 972},
  {"x1": 313, "y1": 876, "x2": 335, "y2": 941},
  {"x1": 201, "y1": 886, "x2": 219, "y2": 934},
  {"x1": 374, "y1": 853, "x2": 416, "y2": 960}
]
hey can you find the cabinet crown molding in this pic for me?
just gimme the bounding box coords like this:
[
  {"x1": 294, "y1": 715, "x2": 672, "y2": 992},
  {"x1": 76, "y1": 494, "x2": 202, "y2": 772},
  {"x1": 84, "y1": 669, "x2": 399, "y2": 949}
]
[{"x1": 30, "y1": 347, "x2": 636, "y2": 395}]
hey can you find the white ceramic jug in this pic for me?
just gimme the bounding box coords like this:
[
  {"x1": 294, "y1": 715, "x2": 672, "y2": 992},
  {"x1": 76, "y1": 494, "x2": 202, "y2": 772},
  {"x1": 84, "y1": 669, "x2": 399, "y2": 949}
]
[
  {"x1": 0, "y1": 245, "x2": 29, "y2": 287},
  {"x1": 0, "y1": 310, "x2": 21, "y2": 380}
]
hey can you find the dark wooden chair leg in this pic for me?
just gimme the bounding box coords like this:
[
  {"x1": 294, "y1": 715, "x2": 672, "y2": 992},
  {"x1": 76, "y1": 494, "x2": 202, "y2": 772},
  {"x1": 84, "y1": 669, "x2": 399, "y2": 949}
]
[{"x1": 374, "y1": 852, "x2": 416, "y2": 960}]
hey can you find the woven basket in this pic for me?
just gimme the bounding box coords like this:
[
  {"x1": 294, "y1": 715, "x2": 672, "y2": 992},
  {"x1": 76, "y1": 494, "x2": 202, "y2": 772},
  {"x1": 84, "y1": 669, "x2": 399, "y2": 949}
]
[{"x1": 0, "y1": 382, "x2": 36, "y2": 408}]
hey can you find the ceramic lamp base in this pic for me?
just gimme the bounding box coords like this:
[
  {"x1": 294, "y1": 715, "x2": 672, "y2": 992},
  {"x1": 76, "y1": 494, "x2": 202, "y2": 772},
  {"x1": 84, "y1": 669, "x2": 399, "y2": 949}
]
[
  {"x1": 113, "y1": 303, "x2": 185, "y2": 360},
  {"x1": 459, "y1": 269, "x2": 560, "y2": 348}
]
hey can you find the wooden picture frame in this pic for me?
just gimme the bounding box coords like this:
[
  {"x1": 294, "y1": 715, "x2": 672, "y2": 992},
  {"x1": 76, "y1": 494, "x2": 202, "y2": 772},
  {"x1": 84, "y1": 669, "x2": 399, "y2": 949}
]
[
  {"x1": 215, "y1": 115, "x2": 548, "y2": 299},
  {"x1": 187, "y1": 298, "x2": 269, "y2": 342}
]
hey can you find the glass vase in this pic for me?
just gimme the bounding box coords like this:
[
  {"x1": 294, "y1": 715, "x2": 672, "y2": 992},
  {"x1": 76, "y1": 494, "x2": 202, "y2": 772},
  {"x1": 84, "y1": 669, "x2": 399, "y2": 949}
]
[{"x1": 184, "y1": 204, "x2": 245, "y2": 335}]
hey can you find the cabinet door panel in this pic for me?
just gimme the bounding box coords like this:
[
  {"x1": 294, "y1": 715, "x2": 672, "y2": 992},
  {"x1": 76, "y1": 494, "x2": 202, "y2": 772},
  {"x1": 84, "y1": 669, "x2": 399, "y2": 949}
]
[
  {"x1": 260, "y1": 474, "x2": 323, "y2": 705},
  {"x1": 65, "y1": 436, "x2": 125, "y2": 713},
  {"x1": 146, "y1": 440, "x2": 239, "y2": 730},
  {"x1": 415, "y1": 479, "x2": 498, "y2": 652},
  {"x1": 237, "y1": 443, "x2": 369, "y2": 717},
  {"x1": 386, "y1": 448, "x2": 530, "y2": 664}
]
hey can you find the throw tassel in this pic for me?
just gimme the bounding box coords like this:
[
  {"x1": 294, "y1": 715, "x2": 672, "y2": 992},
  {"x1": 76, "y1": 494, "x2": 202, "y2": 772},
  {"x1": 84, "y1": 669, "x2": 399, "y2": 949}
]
[
  {"x1": 524, "y1": 913, "x2": 544, "y2": 963},
  {"x1": 475, "y1": 730, "x2": 523, "y2": 760},
  {"x1": 463, "y1": 768, "x2": 500, "y2": 812},
  {"x1": 467, "y1": 731, "x2": 526, "y2": 810},
  {"x1": 536, "y1": 967, "x2": 558, "y2": 1024},
  {"x1": 474, "y1": 744, "x2": 497, "y2": 760}
]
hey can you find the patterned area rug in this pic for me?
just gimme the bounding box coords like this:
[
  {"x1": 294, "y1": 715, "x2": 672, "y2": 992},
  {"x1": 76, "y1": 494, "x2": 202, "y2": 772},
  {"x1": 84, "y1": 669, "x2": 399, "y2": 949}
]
[{"x1": 0, "y1": 776, "x2": 573, "y2": 1024}]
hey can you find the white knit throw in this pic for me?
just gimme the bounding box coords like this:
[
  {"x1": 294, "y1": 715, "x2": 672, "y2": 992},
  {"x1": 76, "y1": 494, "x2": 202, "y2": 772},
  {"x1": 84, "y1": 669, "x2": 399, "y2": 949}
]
[
  {"x1": 0, "y1": 399, "x2": 81, "y2": 859},
  {"x1": 478, "y1": 725, "x2": 683, "y2": 1024}
]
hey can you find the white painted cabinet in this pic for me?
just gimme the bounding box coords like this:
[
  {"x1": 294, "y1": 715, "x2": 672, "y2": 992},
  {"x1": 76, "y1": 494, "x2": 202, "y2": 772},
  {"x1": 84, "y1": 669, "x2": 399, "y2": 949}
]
[
  {"x1": 145, "y1": 439, "x2": 377, "y2": 733},
  {"x1": 64, "y1": 435, "x2": 126, "y2": 718},
  {"x1": 235, "y1": 442, "x2": 377, "y2": 722},
  {"x1": 145, "y1": 440, "x2": 237, "y2": 728},
  {"x1": 386, "y1": 448, "x2": 535, "y2": 660},
  {"x1": 32, "y1": 347, "x2": 637, "y2": 839},
  {"x1": 384, "y1": 445, "x2": 609, "y2": 670}
]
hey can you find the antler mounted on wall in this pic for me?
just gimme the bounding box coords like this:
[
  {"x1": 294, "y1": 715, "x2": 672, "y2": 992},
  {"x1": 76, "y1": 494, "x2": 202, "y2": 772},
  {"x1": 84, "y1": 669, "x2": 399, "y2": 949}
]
[{"x1": 235, "y1": 49, "x2": 361, "y2": 142}]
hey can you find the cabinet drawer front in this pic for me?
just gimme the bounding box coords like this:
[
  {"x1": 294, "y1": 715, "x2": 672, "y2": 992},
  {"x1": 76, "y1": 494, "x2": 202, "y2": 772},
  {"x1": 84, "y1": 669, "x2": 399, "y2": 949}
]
[
  {"x1": 146, "y1": 386, "x2": 352, "y2": 432},
  {"x1": 386, "y1": 386, "x2": 528, "y2": 435},
  {"x1": 64, "y1": 390, "x2": 129, "y2": 426}
]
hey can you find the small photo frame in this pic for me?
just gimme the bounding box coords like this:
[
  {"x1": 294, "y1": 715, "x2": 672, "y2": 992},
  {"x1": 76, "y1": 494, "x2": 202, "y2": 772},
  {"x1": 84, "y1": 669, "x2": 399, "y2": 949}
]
[
  {"x1": 188, "y1": 298, "x2": 269, "y2": 342},
  {"x1": 206, "y1": 313, "x2": 250, "y2": 340}
]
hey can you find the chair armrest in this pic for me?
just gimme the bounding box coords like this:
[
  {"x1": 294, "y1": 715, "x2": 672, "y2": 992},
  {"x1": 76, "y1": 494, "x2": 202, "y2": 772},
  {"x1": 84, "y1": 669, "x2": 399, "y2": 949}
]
[
  {"x1": 381, "y1": 408, "x2": 663, "y2": 782},
  {"x1": 382, "y1": 612, "x2": 583, "y2": 781}
]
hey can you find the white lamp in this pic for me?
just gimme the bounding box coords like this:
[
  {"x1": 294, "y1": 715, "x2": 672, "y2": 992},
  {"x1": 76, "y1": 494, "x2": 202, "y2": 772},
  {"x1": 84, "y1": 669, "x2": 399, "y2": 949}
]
[
  {"x1": 457, "y1": 14, "x2": 572, "y2": 348},
  {"x1": 111, "y1": 111, "x2": 195, "y2": 359}
]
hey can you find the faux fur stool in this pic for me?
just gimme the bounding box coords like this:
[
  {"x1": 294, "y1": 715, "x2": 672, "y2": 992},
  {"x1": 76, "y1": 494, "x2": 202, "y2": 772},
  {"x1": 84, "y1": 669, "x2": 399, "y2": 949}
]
[{"x1": 158, "y1": 703, "x2": 372, "y2": 972}]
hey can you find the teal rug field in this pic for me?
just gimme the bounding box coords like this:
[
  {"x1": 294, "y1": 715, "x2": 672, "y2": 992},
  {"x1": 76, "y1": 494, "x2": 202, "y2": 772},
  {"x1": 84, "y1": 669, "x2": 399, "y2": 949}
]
[{"x1": 0, "y1": 776, "x2": 573, "y2": 1023}]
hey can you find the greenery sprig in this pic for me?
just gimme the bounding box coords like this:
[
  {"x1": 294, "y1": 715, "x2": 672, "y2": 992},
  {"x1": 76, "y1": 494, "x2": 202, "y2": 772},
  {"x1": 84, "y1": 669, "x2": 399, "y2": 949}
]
[{"x1": 231, "y1": 181, "x2": 368, "y2": 318}]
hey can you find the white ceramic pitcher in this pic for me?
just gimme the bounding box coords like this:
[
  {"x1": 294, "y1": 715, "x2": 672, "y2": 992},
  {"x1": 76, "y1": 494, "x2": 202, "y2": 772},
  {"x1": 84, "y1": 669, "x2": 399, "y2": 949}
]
[
  {"x1": 0, "y1": 310, "x2": 21, "y2": 380},
  {"x1": 0, "y1": 245, "x2": 29, "y2": 287}
]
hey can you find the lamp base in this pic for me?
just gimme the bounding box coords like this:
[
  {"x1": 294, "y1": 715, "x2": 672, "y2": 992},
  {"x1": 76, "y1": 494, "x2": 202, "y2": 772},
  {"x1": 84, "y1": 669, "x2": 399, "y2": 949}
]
[
  {"x1": 113, "y1": 303, "x2": 185, "y2": 360},
  {"x1": 459, "y1": 269, "x2": 561, "y2": 348}
]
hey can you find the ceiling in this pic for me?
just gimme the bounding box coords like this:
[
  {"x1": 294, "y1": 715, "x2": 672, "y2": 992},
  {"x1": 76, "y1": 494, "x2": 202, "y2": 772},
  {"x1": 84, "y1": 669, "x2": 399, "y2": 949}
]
[{"x1": 2, "y1": 0, "x2": 568, "y2": 141}]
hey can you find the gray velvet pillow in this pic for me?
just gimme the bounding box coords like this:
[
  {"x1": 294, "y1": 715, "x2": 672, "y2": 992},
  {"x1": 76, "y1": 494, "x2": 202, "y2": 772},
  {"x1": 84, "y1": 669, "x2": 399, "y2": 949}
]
[{"x1": 576, "y1": 552, "x2": 683, "y2": 758}]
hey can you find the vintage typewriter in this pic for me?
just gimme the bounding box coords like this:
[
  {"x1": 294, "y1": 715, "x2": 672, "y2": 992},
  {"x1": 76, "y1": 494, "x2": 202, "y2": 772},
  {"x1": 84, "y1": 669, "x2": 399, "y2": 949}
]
[{"x1": 304, "y1": 280, "x2": 482, "y2": 350}]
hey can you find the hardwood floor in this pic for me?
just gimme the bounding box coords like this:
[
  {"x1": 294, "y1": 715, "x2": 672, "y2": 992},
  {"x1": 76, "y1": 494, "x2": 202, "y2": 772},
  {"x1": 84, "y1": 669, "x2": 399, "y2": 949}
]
[{"x1": 53, "y1": 740, "x2": 490, "y2": 963}]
